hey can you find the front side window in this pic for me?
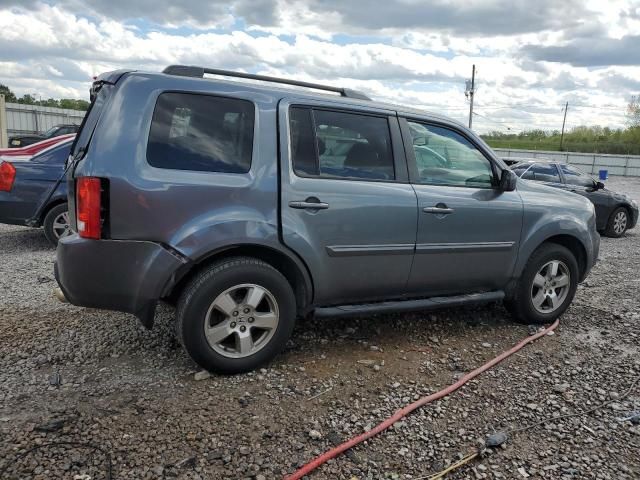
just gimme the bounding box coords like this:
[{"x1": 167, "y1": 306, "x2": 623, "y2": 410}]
[
  {"x1": 560, "y1": 164, "x2": 594, "y2": 187},
  {"x1": 524, "y1": 163, "x2": 561, "y2": 183},
  {"x1": 147, "y1": 92, "x2": 254, "y2": 173},
  {"x1": 407, "y1": 121, "x2": 494, "y2": 188},
  {"x1": 290, "y1": 107, "x2": 395, "y2": 181}
]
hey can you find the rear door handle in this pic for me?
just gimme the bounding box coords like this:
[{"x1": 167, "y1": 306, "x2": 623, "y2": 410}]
[
  {"x1": 423, "y1": 206, "x2": 454, "y2": 215},
  {"x1": 289, "y1": 200, "x2": 329, "y2": 210}
]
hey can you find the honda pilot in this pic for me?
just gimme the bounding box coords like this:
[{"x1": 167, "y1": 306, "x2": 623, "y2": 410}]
[{"x1": 55, "y1": 66, "x2": 600, "y2": 373}]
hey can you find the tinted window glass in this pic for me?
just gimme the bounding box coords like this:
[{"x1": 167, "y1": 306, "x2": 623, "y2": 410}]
[
  {"x1": 407, "y1": 121, "x2": 494, "y2": 188},
  {"x1": 31, "y1": 142, "x2": 72, "y2": 164},
  {"x1": 560, "y1": 164, "x2": 594, "y2": 187},
  {"x1": 147, "y1": 93, "x2": 254, "y2": 173},
  {"x1": 290, "y1": 107, "x2": 395, "y2": 180},
  {"x1": 290, "y1": 107, "x2": 318, "y2": 176},
  {"x1": 527, "y1": 163, "x2": 561, "y2": 183}
]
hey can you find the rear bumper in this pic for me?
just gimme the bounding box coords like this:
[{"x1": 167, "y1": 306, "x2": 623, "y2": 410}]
[{"x1": 55, "y1": 234, "x2": 187, "y2": 328}]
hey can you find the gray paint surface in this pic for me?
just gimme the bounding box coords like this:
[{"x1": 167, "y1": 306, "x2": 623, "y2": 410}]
[{"x1": 56, "y1": 69, "x2": 600, "y2": 325}]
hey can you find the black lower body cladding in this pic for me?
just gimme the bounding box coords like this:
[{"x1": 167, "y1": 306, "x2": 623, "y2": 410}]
[{"x1": 55, "y1": 234, "x2": 187, "y2": 327}]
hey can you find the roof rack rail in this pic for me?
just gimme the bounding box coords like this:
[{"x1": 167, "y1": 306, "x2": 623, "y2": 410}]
[{"x1": 162, "y1": 65, "x2": 372, "y2": 101}]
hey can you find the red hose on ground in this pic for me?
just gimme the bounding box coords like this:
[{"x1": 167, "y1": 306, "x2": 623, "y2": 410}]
[{"x1": 285, "y1": 319, "x2": 560, "y2": 480}]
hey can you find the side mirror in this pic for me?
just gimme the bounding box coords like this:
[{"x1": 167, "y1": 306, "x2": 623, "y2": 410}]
[
  {"x1": 596, "y1": 181, "x2": 605, "y2": 190},
  {"x1": 500, "y1": 169, "x2": 517, "y2": 192}
]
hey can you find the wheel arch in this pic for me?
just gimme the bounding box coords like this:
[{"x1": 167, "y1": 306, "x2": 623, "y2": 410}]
[
  {"x1": 36, "y1": 197, "x2": 68, "y2": 227},
  {"x1": 165, "y1": 243, "x2": 314, "y2": 316},
  {"x1": 541, "y1": 234, "x2": 588, "y2": 280}
]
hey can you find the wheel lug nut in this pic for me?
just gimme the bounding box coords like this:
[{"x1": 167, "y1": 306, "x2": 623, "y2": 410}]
[
  {"x1": 243, "y1": 308, "x2": 250, "y2": 314},
  {"x1": 240, "y1": 325, "x2": 246, "y2": 332},
  {"x1": 232, "y1": 311, "x2": 239, "y2": 317},
  {"x1": 248, "y1": 317, "x2": 254, "y2": 323},
  {"x1": 230, "y1": 322, "x2": 236, "y2": 328}
]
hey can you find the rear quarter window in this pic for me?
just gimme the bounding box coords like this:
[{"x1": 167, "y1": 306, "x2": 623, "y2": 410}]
[{"x1": 147, "y1": 92, "x2": 255, "y2": 173}]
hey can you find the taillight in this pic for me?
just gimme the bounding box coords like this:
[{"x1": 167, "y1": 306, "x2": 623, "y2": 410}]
[
  {"x1": 0, "y1": 161, "x2": 16, "y2": 192},
  {"x1": 76, "y1": 177, "x2": 102, "y2": 239}
]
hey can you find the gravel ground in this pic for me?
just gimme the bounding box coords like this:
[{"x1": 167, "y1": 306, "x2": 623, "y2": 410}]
[{"x1": 1, "y1": 176, "x2": 639, "y2": 480}]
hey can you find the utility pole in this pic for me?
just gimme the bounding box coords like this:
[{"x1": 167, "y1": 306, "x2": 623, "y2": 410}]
[
  {"x1": 465, "y1": 64, "x2": 476, "y2": 129},
  {"x1": 560, "y1": 102, "x2": 568, "y2": 151}
]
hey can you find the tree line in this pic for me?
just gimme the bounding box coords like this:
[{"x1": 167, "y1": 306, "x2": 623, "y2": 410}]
[
  {"x1": 0, "y1": 84, "x2": 89, "y2": 112},
  {"x1": 481, "y1": 126, "x2": 640, "y2": 155},
  {"x1": 482, "y1": 96, "x2": 640, "y2": 155}
]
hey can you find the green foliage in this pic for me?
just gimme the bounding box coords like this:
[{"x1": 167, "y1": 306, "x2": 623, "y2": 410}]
[
  {"x1": 482, "y1": 125, "x2": 640, "y2": 155},
  {"x1": 628, "y1": 95, "x2": 640, "y2": 128},
  {"x1": 0, "y1": 83, "x2": 88, "y2": 111}
]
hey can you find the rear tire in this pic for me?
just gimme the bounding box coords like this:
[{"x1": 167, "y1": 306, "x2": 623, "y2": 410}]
[
  {"x1": 43, "y1": 203, "x2": 70, "y2": 246},
  {"x1": 505, "y1": 243, "x2": 578, "y2": 325},
  {"x1": 604, "y1": 207, "x2": 629, "y2": 238},
  {"x1": 176, "y1": 257, "x2": 296, "y2": 374}
]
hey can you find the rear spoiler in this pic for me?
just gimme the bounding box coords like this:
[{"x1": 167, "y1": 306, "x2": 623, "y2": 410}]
[{"x1": 89, "y1": 69, "x2": 133, "y2": 102}]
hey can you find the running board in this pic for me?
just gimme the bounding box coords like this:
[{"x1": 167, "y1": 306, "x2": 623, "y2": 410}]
[{"x1": 314, "y1": 291, "x2": 504, "y2": 319}]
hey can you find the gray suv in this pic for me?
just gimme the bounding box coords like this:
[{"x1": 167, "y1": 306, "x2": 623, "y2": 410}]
[{"x1": 55, "y1": 66, "x2": 600, "y2": 373}]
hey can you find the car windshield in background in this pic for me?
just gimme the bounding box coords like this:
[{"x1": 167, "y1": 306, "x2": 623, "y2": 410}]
[
  {"x1": 514, "y1": 163, "x2": 561, "y2": 183},
  {"x1": 42, "y1": 126, "x2": 59, "y2": 138}
]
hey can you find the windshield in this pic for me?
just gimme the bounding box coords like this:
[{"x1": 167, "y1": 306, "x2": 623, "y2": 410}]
[{"x1": 42, "y1": 126, "x2": 59, "y2": 138}]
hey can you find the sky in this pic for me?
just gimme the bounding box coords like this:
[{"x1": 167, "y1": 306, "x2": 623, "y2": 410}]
[{"x1": 0, "y1": 0, "x2": 639, "y2": 134}]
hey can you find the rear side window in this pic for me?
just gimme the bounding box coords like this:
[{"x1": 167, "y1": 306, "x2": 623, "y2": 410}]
[
  {"x1": 290, "y1": 107, "x2": 395, "y2": 181},
  {"x1": 147, "y1": 93, "x2": 254, "y2": 173}
]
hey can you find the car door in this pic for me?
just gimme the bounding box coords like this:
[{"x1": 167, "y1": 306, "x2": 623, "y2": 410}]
[
  {"x1": 278, "y1": 100, "x2": 418, "y2": 305},
  {"x1": 400, "y1": 118, "x2": 523, "y2": 295},
  {"x1": 558, "y1": 163, "x2": 610, "y2": 229}
]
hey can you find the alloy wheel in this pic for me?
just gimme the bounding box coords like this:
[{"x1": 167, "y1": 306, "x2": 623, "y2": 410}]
[
  {"x1": 52, "y1": 211, "x2": 72, "y2": 240},
  {"x1": 531, "y1": 260, "x2": 571, "y2": 314},
  {"x1": 204, "y1": 284, "x2": 279, "y2": 359},
  {"x1": 613, "y1": 210, "x2": 627, "y2": 235}
]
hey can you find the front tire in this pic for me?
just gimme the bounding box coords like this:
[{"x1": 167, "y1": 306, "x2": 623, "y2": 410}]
[
  {"x1": 43, "y1": 203, "x2": 71, "y2": 246},
  {"x1": 604, "y1": 207, "x2": 629, "y2": 238},
  {"x1": 506, "y1": 243, "x2": 579, "y2": 325},
  {"x1": 176, "y1": 257, "x2": 296, "y2": 374}
]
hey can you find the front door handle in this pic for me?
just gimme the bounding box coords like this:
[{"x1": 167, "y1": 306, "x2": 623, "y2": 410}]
[
  {"x1": 289, "y1": 199, "x2": 329, "y2": 210},
  {"x1": 423, "y1": 206, "x2": 454, "y2": 215}
]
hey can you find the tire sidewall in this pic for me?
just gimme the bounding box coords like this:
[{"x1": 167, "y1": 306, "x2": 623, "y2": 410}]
[
  {"x1": 43, "y1": 203, "x2": 68, "y2": 246},
  {"x1": 516, "y1": 244, "x2": 579, "y2": 324},
  {"x1": 179, "y1": 262, "x2": 296, "y2": 374}
]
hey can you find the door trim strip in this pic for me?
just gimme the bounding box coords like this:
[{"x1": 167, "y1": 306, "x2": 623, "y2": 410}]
[
  {"x1": 326, "y1": 244, "x2": 415, "y2": 257},
  {"x1": 415, "y1": 241, "x2": 515, "y2": 254}
]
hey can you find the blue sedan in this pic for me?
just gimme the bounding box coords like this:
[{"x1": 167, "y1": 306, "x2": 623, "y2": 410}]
[{"x1": 0, "y1": 139, "x2": 72, "y2": 244}]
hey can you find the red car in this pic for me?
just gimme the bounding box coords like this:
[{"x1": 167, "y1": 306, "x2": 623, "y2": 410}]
[{"x1": 0, "y1": 134, "x2": 76, "y2": 160}]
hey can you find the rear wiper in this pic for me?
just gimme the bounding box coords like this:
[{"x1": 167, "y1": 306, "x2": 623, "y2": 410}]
[{"x1": 65, "y1": 147, "x2": 87, "y2": 169}]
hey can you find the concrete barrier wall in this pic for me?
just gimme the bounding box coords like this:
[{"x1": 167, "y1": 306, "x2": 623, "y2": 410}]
[
  {"x1": 495, "y1": 148, "x2": 640, "y2": 177},
  {"x1": 5, "y1": 102, "x2": 85, "y2": 137}
]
